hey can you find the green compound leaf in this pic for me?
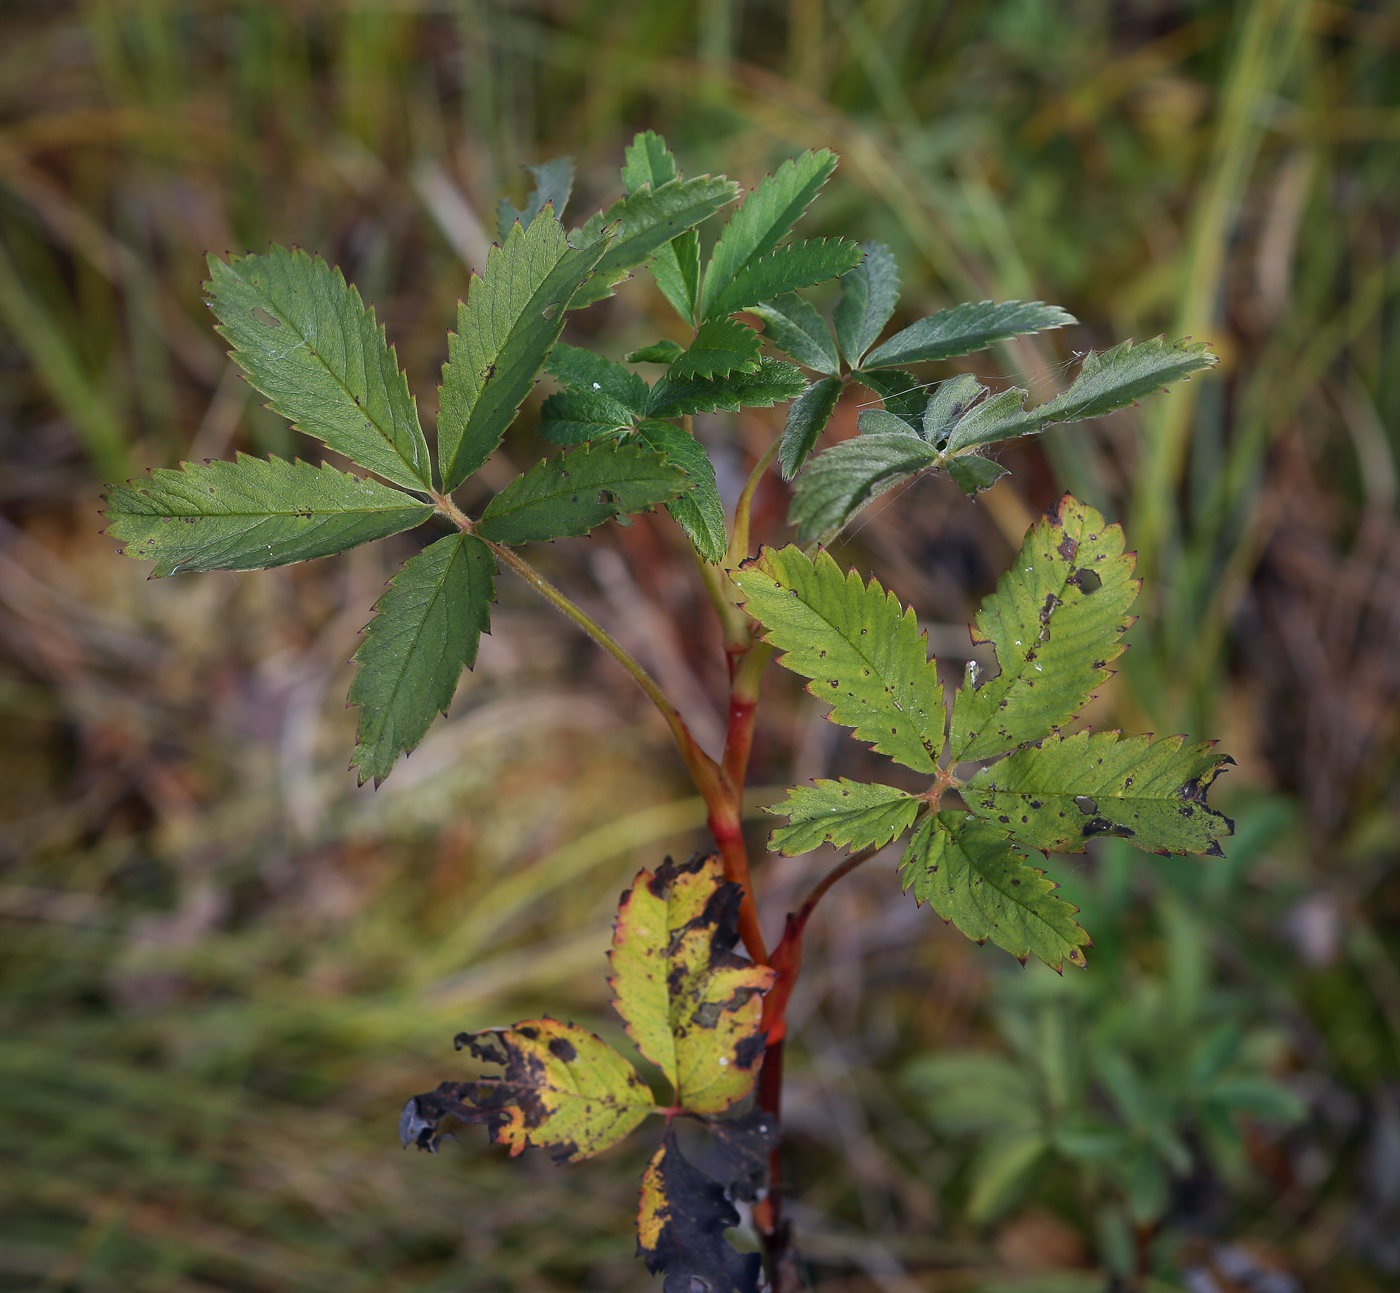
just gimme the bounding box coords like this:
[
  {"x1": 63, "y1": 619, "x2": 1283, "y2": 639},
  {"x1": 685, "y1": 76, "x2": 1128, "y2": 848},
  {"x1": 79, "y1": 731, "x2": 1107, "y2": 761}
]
[
  {"x1": 634, "y1": 420, "x2": 727, "y2": 563},
  {"x1": 476, "y1": 440, "x2": 688, "y2": 544},
  {"x1": 778, "y1": 376, "x2": 843, "y2": 480},
  {"x1": 700, "y1": 149, "x2": 838, "y2": 319},
  {"x1": 668, "y1": 316, "x2": 762, "y2": 380},
  {"x1": 788, "y1": 431, "x2": 939, "y2": 544},
  {"x1": 765, "y1": 779, "x2": 919, "y2": 856},
  {"x1": 965, "y1": 731, "x2": 1235, "y2": 856},
  {"x1": 900, "y1": 812, "x2": 1090, "y2": 971},
  {"x1": 706, "y1": 238, "x2": 862, "y2": 320},
  {"x1": 497, "y1": 157, "x2": 575, "y2": 241},
  {"x1": 571, "y1": 175, "x2": 740, "y2": 309},
  {"x1": 537, "y1": 390, "x2": 638, "y2": 445},
  {"x1": 437, "y1": 214, "x2": 611, "y2": 492},
  {"x1": 834, "y1": 240, "x2": 900, "y2": 367},
  {"x1": 349, "y1": 531, "x2": 495, "y2": 786},
  {"x1": 855, "y1": 368, "x2": 927, "y2": 423},
  {"x1": 205, "y1": 247, "x2": 432, "y2": 492},
  {"x1": 451, "y1": 1019, "x2": 655, "y2": 1162},
  {"x1": 105, "y1": 454, "x2": 432, "y2": 576},
  {"x1": 949, "y1": 495, "x2": 1138, "y2": 763},
  {"x1": 732, "y1": 546, "x2": 944, "y2": 774},
  {"x1": 646, "y1": 358, "x2": 806, "y2": 419},
  {"x1": 749, "y1": 292, "x2": 840, "y2": 375},
  {"x1": 545, "y1": 342, "x2": 649, "y2": 413},
  {"x1": 610, "y1": 855, "x2": 775, "y2": 1113},
  {"x1": 864, "y1": 299, "x2": 1076, "y2": 370}
]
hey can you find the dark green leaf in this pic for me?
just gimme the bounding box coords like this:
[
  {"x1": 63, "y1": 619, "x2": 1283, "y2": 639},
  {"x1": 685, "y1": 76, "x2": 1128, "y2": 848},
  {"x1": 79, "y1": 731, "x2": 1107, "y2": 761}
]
[
  {"x1": 857, "y1": 408, "x2": 920, "y2": 437},
  {"x1": 864, "y1": 299, "x2": 1076, "y2": 369},
  {"x1": 946, "y1": 454, "x2": 1008, "y2": 496},
  {"x1": 923, "y1": 373, "x2": 985, "y2": 444},
  {"x1": 205, "y1": 246, "x2": 432, "y2": 491},
  {"x1": 437, "y1": 215, "x2": 611, "y2": 491},
  {"x1": 106, "y1": 454, "x2": 432, "y2": 576},
  {"x1": 497, "y1": 157, "x2": 575, "y2": 241},
  {"x1": 705, "y1": 238, "x2": 862, "y2": 320},
  {"x1": 646, "y1": 358, "x2": 806, "y2": 419},
  {"x1": 834, "y1": 240, "x2": 899, "y2": 366},
  {"x1": 620, "y1": 130, "x2": 680, "y2": 192},
  {"x1": 787, "y1": 432, "x2": 938, "y2": 543},
  {"x1": 965, "y1": 731, "x2": 1234, "y2": 856},
  {"x1": 899, "y1": 812, "x2": 1090, "y2": 970},
  {"x1": 537, "y1": 390, "x2": 637, "y2": 445},
  {"x1": 476, "y1": 441, "x2": 688, "y2": 544},
  {"x1": 349, "y1": 531, "x2": 495, "y2": 785},
  {"x1": 749, "y1": 292, "x2": 840, "y2": 375},
  {"x1": 619, "y1": 133, "x2": 704, "y2": 320},
  {"x1": 545, "y1": 343, "x2": 649, "y2": 412},
  {"x1": 627, "y1": 340, "x2": 685, "y2": 365},
  {"x1": 700, "y1": 150, "x2": 837, "y2": 318},
  {"x1": 669, "y1": 316, "x2": 762, "y2": 380},
  {"x1": 853, "y1": 368, "x2": 926, "y2": 422},
  {"x1": 765, "y1": 779, "x2": 918, "y2": 856},
  {"x1": 778, "y1": 376, "x2": 843, "y2": 480},
  {"x1": 634, "y1": 420, "x2": 727, "y2": 562}
]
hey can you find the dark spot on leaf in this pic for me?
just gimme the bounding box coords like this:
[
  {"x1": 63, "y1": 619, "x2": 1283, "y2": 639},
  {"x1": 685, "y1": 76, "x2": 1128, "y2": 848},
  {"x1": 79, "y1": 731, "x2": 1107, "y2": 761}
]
[
  {"x1": 547, "y1": 1036, "x2": 577, "y2": 1062},
  {"x1": 1074, "y1": 795, "x2": 1098, "y2": 814}
]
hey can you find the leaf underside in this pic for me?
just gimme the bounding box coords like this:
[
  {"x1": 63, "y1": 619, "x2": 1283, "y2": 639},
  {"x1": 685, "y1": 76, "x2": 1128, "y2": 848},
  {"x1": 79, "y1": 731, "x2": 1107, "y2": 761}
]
[
  {"x1": 750, "y1": 292, "x2": 840, "y2": 375},
  {"x1": 105, "y1": 454, "x2": 431, "y2": 576},
  {"x1": 634, "y1": 420, "x2": 728, "y2": 563},
  {"x1": 778, "y1": 376, "x2": 843, "y2": 480},
  {"x1": 834, "y1": 240, "x2": 900, "y2": 367},
  {"x1": 787, "y1": 431, "x2": 939, "y2": 543},
  {"x1": 733, "y1": 546, "x2": 944, "y2": 774},
  {"x1": 765, "y1": 779, "x2": 918, "y2": 856}
]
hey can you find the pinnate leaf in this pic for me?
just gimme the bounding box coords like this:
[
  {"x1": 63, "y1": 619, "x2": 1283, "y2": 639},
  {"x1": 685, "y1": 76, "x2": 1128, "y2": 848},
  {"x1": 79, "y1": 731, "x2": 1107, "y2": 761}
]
[
  {"x1": 634, "y1": 420, "x2": 727, "y2": 563},
  {"x1": 705, "y1": 238, "x2": 862, "y2": 320},
  {"x1": 864, "y1": 299, "x2": 1076, "y2": 369},
  {"x1": 949, "y1": 495, "x2": 1138, "y2": 762},
  {"x1": 765, "y1": 779, "x2": 918, "y2": 856},
  {"x1": 966, "y1": 731, "x2": 1234, "y2": 856},
  {"x1": 105, "y1": 454, "x2": 432, "y2": 576},
  {"x1": 437, "y1": 214, "x2": 610, "y2": 491},
  {"x1": 205, "y1": 247, "x2": 432, "y2": 491},
  {"x1": 750, "y1": 292, "x2": 840, "y2": 375},
  {"x1": 618, "y1": 133, "x2": 704, "y2": 321},
  {"x1": 609, "y1": 855, "x2": 775, "y2": 1113},
  {"x1": 646, "y1": 357, "x2": 806, "y2": 419},
  {"x1": 700, "y1": 149, "x2": 837, "y2": 318},
  {"x1": 787, "y1": 431, "x2": 939, "y2": 543},
  {"x1": 348, "y1": 532, "x2": 495, "y2": 785},
  {"x1": 834, "y1": 240, "x2": 900, "y2": 366},
  {"x1": 668, "y1": 316, "x2": 762, "y2": 380},
  {"x1": 778, "y1": 376, "x2": 843, "y2": 480},
  {"x1": 900, "y1": 812, "x2": 1090, "y2": 970},
  {"x1": 476, "y1": 441, "x2": 688, "y2": 544},
  {"x1": 733, "y1": 546, "x2": 944, "y2": 774}
]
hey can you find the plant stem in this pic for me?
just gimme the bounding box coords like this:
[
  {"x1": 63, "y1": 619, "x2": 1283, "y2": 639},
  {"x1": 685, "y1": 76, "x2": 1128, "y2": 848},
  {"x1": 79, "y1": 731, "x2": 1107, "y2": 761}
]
[{"x1": 725, "y1": 435, "x2": 781, "y2": 569}]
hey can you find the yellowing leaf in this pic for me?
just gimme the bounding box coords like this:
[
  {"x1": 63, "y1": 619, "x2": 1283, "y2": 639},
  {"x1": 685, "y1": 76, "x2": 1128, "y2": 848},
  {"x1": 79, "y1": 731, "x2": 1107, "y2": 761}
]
[
  {"x1": 443, "y1": 1019, "x2": 655, "y2": 1163},
  {"x1": 609, "y1": 855, "x2": 775, "y2": 1114}
]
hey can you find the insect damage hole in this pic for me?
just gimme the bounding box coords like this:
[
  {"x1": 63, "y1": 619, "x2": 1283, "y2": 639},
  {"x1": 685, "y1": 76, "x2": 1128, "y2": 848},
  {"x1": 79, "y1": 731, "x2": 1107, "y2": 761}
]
[{"x1": 250, "y1": 306, "x2": 281, "y2": 328}]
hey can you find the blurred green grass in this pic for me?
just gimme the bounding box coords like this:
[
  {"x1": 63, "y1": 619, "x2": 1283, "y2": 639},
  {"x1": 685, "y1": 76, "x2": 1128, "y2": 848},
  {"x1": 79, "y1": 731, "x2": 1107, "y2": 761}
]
[{"x1": 1, "y1": 1, "x2": 1398, "y2": 1289}]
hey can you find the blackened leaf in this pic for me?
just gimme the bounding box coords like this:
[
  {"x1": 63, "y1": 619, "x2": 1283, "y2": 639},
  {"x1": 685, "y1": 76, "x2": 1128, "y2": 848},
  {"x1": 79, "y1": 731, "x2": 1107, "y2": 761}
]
[
  {"x1": 787, "y1": 431, "x2": 939, "y2": 544},
  {"x1": 545, "y1": 342, "x2": 649, "y2": 412},
  {"x1": 634, "y1": 420, "x2": 728, "y2": 563},
  {"x1": 863, "y1": 299, "x2": 1076, "y2": 369},
  {"x1": 348, "y1": 531, "x2": 495, "y2": 786},
  {"x1": 476, "y1": 441, "x2": 689, "y2": 544},
  {"x1": 899, "y1": 812, "x2": 1090, "y2": 970},
  {"x1": 105, "y1": 454, "x2": 432, "y2": 576},
  {"x1": 706, "y1": 238, "x2": 862, "y2": 320},
  {"x1": 947, "y1": 454, "x2": 1008, "y2": 496},
  {"x1": 732, "y1": 546, "x2": 944, "y2": 773},
  {"x1": 637, "y1": 1131, "x2": 762, "y2": 1293},
  {"x1": 537, "y1": 390, "x2": 638, "y2": 445},
  {"x1": 765, "y1": 778, "x2": 919, "y2": 856},
  {"x1": 778, "y1": 376, "x2": 843, "y2": 480},
  {"x1": 749, "y1": 292, "x2": 840, "y2": 375},
  {"x1": 965, "y1": 731, "x2": 1234, "y2": 856},
  {"x1": 646, "y1": 358, "x2": 807, "y2": 419},
  {"x1": 948, "y1": 494, "x2": 1138, "y2": 762},
  {"x1": 450, "y1": 1019, "x2": 655, "y2": 1162},
  {"x1": 833, "y1": 240, "x2": 900, "y2": 367},
  {"x1": 669, "y1": 316, "x2": 762, "y2": 380},
  {"x1": 204, "y1": 247, "x2": 432, "y2": 491},
  {"x1": 854, "y1": 368, "x2": 927, "y2": 423},
  {"x1": 496, "y1": 157, "x2": 575, "y2": 240},
  {"x1": 610, "y1": 854, "x2": 775, "y2": 1113}
]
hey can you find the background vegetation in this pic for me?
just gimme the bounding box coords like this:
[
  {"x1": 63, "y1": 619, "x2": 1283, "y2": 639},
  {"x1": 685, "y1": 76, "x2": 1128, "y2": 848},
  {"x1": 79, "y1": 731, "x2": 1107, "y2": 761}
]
[{"x1": 1, "y1": 1, "x2": 1397, "y2": 1289}]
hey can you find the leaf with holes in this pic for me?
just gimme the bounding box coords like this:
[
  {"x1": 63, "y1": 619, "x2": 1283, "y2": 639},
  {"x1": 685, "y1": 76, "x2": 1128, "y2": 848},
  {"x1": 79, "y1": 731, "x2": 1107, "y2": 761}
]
[
  {"x1": 732, "y1": 546, "x2": 944, "y2": 773},
  {"x1": 634, "y1": 420, "x2": 727, "y2": 563},
  {"x1": 864, "y1": 299, "x2": 1076, "y2": 369},
  {"x1": 834, "y1": 240, "x2": 900, "y2": 366},
  {"x1": 900, "y1": 812, "x2": 1090, "y2": 970},
  {"x1": 750, "y1": 292, "x2": 840, "y2": 375},
  {"x1": 610, "y1": 855, "x2": 775, "y2": 1114},
  {"x1": 787, "y1": 431, "x2": 939, "y2": 543},
  {"x1": 437, "y1": 214, "x2": 611, "y2": 491},
  {"x1": 965, "y1": 731, "x2": 1234, "y2": 856},
  {"x1": 645, "y1": 358, "x2": 806, "y2": 419},
  {"x1": 205, "y1": 247, "x2": 432, "y2": 491},
  {"x1": 348, "y1": 531, "x2": 495, "y2": 786},
  {"x1": 105, "y1": 454, "x2": 432, "y2": 576},
  {"x1": 476, "y1": 441, "x2": 688, "y2": 544},
  {"x1": 765, "y1": 779, "x2": 919, "y2": 857},
  {"x1": 706, "y1": 239, "x2": 862, "y2": 320}
]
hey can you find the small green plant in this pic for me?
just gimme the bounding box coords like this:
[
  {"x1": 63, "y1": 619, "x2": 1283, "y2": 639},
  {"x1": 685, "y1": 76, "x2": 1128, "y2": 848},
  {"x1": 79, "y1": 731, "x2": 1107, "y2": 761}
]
[{"x1": 104, "y1": 134, "x2": 1231, "y2": 1289}]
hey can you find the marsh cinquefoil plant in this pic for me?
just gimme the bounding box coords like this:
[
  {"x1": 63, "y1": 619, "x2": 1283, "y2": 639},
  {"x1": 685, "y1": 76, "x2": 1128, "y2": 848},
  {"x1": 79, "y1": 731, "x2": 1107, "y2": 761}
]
[{"x1": 104, "y1": 135, "x2": 1228, "y2": 1290}]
